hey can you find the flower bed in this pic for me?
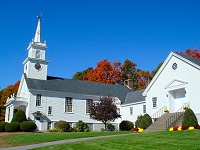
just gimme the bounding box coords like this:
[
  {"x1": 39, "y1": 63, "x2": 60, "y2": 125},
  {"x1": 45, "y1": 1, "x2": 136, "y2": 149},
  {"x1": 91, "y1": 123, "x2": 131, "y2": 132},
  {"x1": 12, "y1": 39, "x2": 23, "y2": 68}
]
[
  {"x1": 169, "y1": 125, "x2": 200, "y2": 131},
  {"x1": 131, "y1": 127, "x2": 143, "y2": 133}
]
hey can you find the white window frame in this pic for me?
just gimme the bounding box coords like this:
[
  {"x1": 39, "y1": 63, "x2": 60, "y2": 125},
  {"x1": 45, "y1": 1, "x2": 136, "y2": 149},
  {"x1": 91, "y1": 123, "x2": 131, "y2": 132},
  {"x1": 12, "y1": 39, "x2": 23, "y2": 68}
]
[
  {"x1": 48, "y1": 106, "x2": 53, "y2": 115},
  {"x1": 130, "y1": 107, "x2": 133, "y2": 115},
  {"x1": 152, "y1": 97, "x2": 157, "y2": 108},
  {"x1": 47, "y1": 122, "x2": 52, "y2": 130},
  {"x1": 36, "y1": 94, "x2": 41, "y2": 106},
  {"x1": 143, "y1": 105, "x2": 146, "y2": 113},
  {"x1": 65, "y1": 97, "x2": 73, "y2": 112},
  {"x1": 86, "y1": 99, "x2": 93, "y2": 114}
]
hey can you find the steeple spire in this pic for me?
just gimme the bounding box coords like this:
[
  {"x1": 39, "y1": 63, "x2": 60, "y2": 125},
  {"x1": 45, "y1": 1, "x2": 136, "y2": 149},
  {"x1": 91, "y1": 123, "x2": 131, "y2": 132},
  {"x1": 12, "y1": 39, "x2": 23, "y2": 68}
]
[{"x1": 34, "y1": 13, "x2": 42, "y2": 43}]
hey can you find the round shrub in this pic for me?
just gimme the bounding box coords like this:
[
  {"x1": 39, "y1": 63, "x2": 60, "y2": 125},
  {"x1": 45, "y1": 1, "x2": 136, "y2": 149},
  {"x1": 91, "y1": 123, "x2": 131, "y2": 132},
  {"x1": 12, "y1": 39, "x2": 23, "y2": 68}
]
[
  {"x1": 5, "y1": 122, "x2": 20, "y2": 132},
  {"x1": 76, "y1": 120, "x2": 90, "y2": 132},
  {"x1": 54, "y1": 120, "x2": 70, "y2": 132},
  {"x1": 119, "y1": 120, "x2": 133, "y2": 131},
  {"x1": 107, "y1": 123, "x2": 115, "y2": 131},
  {"x1": 12, "y1": 110, "x2": 27, "y2": 123},
  {"x1": 0, "y1": 122, "x2": 8, "y2": 132},
  {"x1": 139, "y1": 114, "x2": 152, "y2": 129},
  {"x1": 182, "y1": 108, "x2": 198, "y2": 127},
  {"x1": 20, "y1": 121, "x2": 37, "y2": 132}
]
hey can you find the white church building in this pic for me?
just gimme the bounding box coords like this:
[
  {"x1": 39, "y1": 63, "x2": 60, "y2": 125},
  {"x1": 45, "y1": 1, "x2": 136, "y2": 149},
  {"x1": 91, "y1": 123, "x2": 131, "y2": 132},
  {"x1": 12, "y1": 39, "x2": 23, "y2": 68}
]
[{"x1": 4, "y1": 14, "x2": 200, "y2": 131}]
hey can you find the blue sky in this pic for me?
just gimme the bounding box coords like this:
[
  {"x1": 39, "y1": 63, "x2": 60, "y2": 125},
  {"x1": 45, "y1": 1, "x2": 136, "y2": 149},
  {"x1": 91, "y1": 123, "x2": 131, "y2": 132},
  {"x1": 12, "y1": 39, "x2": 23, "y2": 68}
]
[{"x1": 1, "y1": 0, "x2": 200, "y2": 89}]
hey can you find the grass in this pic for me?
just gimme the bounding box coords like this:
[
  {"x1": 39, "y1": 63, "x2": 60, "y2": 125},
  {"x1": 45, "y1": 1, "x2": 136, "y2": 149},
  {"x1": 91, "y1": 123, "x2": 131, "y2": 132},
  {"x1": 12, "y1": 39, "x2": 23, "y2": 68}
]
[
  {"x1": 2, "y1": 130, "x2": 200, "y2": 149},
  {"x1": 31, "y1": 130, "x2": 200, "y2": 150},
  {"x1": 2, "y1": 131, "x2": 130, "y2": 147}
]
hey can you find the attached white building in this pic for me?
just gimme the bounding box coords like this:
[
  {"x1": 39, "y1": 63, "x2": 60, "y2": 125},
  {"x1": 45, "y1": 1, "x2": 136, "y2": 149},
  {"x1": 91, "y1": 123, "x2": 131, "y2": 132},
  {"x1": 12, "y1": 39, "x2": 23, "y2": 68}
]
[{"x1": 143, "y1": 52, "x2": 200, "y2": 124}]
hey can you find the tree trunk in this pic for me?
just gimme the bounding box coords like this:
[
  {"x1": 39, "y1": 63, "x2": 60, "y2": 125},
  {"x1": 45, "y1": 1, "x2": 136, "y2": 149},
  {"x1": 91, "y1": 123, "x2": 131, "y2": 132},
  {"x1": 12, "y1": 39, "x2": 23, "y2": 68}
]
[{"x1": 104, "y1": 122, "x2": 107, "y2": 130}]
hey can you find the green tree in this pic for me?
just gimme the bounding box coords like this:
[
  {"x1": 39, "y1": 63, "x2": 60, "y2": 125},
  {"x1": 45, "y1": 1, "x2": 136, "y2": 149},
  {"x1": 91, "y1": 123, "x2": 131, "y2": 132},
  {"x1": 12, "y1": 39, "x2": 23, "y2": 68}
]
[
  {"x1": 139, "y1": 114, "x2": 152, "y2": 129},
  {"x1": 90, "y1": 96, "x2": 121, "y2": 129},
  {"x1": 182, "y1": 108, "x2": 198, "y2": 127},
  {"x1": 72, "y1": 67, "x2": 93, "y2": 80},
  {"x1": 11, "y1": 110, "x2": 27, "y2": 123},
  {"x1": 151, "y1": 62, "x2": 163, "y2": 78}
]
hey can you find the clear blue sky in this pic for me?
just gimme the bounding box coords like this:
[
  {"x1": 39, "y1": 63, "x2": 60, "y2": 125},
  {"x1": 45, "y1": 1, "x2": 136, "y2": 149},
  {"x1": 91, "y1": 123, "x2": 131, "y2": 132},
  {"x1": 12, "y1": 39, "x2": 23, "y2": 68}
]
[{"x1": 1, "y1": 0, "x2": 200, "y2": 89}]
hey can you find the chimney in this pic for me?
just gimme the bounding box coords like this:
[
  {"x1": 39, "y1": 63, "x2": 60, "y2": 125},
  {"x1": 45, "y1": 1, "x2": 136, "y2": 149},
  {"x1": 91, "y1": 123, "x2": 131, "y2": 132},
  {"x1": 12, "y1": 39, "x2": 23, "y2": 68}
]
[{"x1": 124, "y1": 79, "x2": 133, "y2": 89}]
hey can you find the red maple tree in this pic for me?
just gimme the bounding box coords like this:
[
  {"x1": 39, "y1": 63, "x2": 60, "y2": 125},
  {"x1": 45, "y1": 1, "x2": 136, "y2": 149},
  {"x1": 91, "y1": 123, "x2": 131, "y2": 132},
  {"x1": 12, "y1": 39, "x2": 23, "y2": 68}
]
[
  {"x1": 83, "y1": 59, "x2": 122, "y2": 84},
  {"x1": 180, "y1": 49, "x2": 200, "y2": 58}
]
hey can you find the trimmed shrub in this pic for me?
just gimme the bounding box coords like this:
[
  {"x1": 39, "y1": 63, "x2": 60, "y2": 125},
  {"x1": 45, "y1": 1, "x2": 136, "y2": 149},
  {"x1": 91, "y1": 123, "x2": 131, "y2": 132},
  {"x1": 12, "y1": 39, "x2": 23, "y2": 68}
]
[
  {"x1": 11, "y1": 110, "x2": 27, "y2": 123},
  {"x1": 139, "y1": 114, "x2": 152, "y2": 129},
  {"x1": 119, "y1": 120, "x2": 133, "y2": 131},
  {"x1": 54, "y1": 120, "x2": 70, "y2": 132},
  {"x1": 76, "y1": 120, "x2": 90, "y2": 132},
  {"x1": 135, "y1": 115, "x2": 143, "y2": 127},
  {"x1": 47, "y1": 128, "x2": 63, "y2": 132},
  {"x1": 182, "y1": 108, "x2": 198, "y2": 127},
  {"x1": 20, "y1": 121, "x2": 36, "y2": 132},
  {"x1": 0, "y1": 122, "x2": 8, "y2": 132},
  {"x1": 107, "y1": 123, "x2": 115, "y2": 131},
  {"x1": 71, "y1": 127, "x2": 77, "y2": 132},
  {"x1": 5, "y1": 122, "x2": 20, "y2": 132}
]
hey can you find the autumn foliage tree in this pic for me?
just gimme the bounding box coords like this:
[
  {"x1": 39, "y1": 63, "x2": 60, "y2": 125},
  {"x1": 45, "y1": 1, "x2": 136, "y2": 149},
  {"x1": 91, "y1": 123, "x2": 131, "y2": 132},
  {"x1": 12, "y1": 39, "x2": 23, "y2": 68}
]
[
  {"x1": 180, "y1": 48, "x2": 200, "y2": 58},
  {"x1": 89, "y1": 96, "x2": 121, "y2": 129},
  {"x1": 72, "y1": 67, "x2": 93, "y2": 80},
  {"x1": 0, "y1": 81, "x2": 20, "y2": 121},
  {"x1": 83, "y1": 60, "x2": 122, "y2": 84}
]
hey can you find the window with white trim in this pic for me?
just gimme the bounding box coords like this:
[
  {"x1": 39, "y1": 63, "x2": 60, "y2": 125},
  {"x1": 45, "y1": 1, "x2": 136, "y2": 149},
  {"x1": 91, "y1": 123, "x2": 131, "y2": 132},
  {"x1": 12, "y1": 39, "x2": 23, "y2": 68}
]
[
  {"x1": 152, "y1": 97, "x2": 157, "y2": 108},
  {"x1": 143, "y1": 105, "x2": 146, "y2": 113},
  {"x1": 47, "y1": 122, "x2": 51, "y2": 130},
  {"x1": 65, "y1": 97, "x2": 72, "y2": 112},
  {"x1": 86, "y1": 99, "x2": 93, "y2": 113},
  {"x1": 48, "y1": 106, "x2": 52, "y2": 115},
  {"x1": 130, "y1": 107, "x2": 133, "y2": 115},
  {"x1": 36, "y1": 94, "x2": 41, "y2": 106}
]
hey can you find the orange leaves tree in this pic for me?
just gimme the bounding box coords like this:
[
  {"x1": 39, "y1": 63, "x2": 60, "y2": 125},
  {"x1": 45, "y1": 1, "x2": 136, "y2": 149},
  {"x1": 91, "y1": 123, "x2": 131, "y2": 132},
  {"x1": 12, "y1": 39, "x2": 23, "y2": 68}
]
[
  {"x1": 180, "y1": 48, "x2": 200, "y2": 58},
  {"x1": 89, "y1": 96, "x2": 121, "y2": 129},
  {"x1": 0, "y1": 81, "x2": 20, "y2": 121},
  {"x1": 83, "y1": 59, "x2": 122, "y2": 84},
  {"x1": 136, "y1": 70, "x2": 151, "y2": 90}
]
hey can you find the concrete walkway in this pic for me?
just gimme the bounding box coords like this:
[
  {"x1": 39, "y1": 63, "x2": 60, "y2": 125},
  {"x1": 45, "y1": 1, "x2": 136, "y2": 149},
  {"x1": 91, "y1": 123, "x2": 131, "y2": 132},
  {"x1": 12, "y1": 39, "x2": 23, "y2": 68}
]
[{"x1": 0, "y1": 134, "x2": 130, "y2": 150}]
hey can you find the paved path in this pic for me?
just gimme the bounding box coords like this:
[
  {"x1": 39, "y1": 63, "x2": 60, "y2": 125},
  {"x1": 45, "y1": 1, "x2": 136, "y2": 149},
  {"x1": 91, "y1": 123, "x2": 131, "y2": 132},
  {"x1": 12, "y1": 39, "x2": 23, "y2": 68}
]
[{"x1": 0, "y1": 134, "x2": 130, "y2": 150}]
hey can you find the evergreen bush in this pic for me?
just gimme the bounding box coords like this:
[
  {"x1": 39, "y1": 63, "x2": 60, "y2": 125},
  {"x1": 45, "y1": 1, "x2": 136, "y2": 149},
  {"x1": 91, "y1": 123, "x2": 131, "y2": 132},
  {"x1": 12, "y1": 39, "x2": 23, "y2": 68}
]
[
  {"x1": 182, "y1": 108, "x2": 198, "y2": 127},
  {"x1": 0, "y1": 122, "x2": 8, "y2": 132},
  {"x1": 135, "y1": 115, "x2": 143, "y2": 127},
  {"x1": 106, "y1": 123, "x2": 115, "y2": 131},
  {"x1": 119, "y1": 120, "x2": 133, "y2": 131},
  {"x1": 5, "y1": 122, "x2": 20, "y2": 132},
  {"x1": 11, "y1": 110, "x2": 27, "y2": 123},
  {"x1": 54, "y1": 120, "x2": 70, "y2": 132},
  {"x1": 139, "y1": 114, "x2": 152, "y2": 129},
  {"x1": 76, "y1": 120, "x2": 90, "y2": 132},
  {"x1": 20, "y1": 121, "x2": 37, "y2": 132}
]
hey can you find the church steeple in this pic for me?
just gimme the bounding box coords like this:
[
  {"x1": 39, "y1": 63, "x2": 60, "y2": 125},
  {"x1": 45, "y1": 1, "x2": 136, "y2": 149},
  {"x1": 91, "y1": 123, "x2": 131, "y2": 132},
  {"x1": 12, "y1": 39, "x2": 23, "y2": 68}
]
[
  {"x1": 23, "y1": 13, "x2": 49, "y2": 80},
  {"x1": 33, "y1": 13, "x2": 42, "y2": 43}
]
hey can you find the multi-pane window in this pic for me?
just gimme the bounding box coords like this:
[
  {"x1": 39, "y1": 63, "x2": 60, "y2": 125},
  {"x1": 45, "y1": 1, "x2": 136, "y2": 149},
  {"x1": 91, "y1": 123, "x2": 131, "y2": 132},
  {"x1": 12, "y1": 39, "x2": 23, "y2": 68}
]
[
  {"x1": 152, "y1": 97, "x2": 157, "y2": 108},
  {"x1": 47, "y1": 122, "x2": 51, "y2": 130},
  {"x1": 65, "y1": 97, "x2": 72, "y2": 112},
  {"x1": 86, "y1": 99, "x2": 93, "y2": 113},
  {"x1": 48, "y1": 106, "x2": 52, "y2": 115},
  {"x1": 143, "y1": 105, "x2": 146, "y2": 113},
  {"x1": 130, "y1": 107, "x2": 133, "y2": 115},
  {"x1": 36, "y1": 94, "x2": 41, "y2": 106}
]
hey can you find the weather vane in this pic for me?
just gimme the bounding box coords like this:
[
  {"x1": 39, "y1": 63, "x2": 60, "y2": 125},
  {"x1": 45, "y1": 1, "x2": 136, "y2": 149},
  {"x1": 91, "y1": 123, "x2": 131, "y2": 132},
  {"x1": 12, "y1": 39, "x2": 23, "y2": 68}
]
[{"x1": 37, "y1": 12, "x2": 43, "y2": 20}]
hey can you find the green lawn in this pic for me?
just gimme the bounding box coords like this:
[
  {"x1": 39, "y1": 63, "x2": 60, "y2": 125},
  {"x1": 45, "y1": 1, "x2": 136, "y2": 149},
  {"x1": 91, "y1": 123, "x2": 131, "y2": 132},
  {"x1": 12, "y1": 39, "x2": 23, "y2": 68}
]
[
  {"x1": 3, "y1": 131, "x2": 130, "y2": 146},
  {"x1": 31, "y1": 130, "x2": 200, "y2": 150}
]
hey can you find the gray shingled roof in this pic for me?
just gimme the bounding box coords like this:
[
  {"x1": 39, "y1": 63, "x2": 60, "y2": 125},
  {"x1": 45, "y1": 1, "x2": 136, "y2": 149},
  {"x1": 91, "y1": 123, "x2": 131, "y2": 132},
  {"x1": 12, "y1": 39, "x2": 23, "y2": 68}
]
[
  {"x1": 177, "y1": 53, "x2": 200, "y2": 66},
  {"x1": 24, "y1": 74, "x2": 133, "y2": 102},
  {"x1": 122, "y1": 89, "x2": 145, "y2": 105}
]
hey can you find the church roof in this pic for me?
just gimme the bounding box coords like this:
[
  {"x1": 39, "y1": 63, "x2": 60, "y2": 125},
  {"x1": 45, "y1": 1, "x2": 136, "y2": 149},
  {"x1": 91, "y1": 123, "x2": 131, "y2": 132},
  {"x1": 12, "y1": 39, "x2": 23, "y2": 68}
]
[
  {"x1": 177, "y1": 53, "x2": 200, "y2": 66},
  {"x1": 24, "y1": 74, "x2": 133, "y2": 102},
  {"x1": 122, "y1": 89, "x2": 145, "y2": 105}
]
